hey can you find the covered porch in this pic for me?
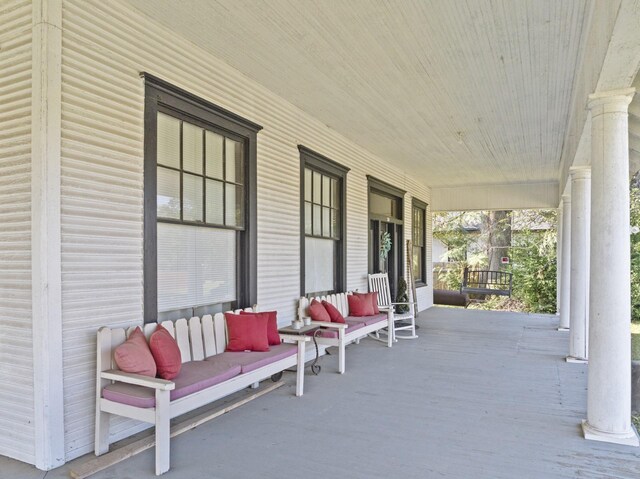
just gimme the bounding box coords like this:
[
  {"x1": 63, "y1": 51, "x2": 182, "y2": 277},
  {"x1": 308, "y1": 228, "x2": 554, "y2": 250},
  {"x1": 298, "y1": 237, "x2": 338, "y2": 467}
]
[
  {"x1": 5, "y1": 307, "x2": 640, "y2": 478},
  {"x1": 3, "y1": 0, "x2": 640, "y2": 473}
]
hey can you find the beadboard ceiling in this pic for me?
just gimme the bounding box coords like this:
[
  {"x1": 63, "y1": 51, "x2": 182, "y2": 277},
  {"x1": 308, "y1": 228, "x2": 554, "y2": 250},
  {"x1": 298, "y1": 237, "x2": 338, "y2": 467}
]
[{"x1": 127, "y1": 0, "x2": 588, "y2": 188}]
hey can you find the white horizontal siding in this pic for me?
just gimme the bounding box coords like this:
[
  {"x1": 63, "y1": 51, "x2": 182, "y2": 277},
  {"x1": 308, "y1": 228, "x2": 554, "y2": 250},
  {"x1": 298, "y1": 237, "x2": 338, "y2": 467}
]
[
  {"x1": 60, "y1": 0, "x2": 432, "y2": 460},
  {"x1": 0, "y1": 0, "x2": 34, "y2": 464}
]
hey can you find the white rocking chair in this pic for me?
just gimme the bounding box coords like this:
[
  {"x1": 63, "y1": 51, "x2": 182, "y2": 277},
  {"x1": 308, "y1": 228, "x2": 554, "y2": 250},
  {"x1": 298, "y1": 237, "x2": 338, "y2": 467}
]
[{"x1": 368, "y1": 273, "x2": 418, "y2": 341}]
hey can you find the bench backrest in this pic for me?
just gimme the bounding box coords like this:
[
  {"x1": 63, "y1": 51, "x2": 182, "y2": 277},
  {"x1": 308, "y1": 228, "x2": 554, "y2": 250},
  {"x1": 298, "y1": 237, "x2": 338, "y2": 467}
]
[
  {"x1": 97, "y1": 308, "x2": 255, "y2": 374},
  {"x1": 298, "y1": 292, "x2": 352, "y2": 320}
]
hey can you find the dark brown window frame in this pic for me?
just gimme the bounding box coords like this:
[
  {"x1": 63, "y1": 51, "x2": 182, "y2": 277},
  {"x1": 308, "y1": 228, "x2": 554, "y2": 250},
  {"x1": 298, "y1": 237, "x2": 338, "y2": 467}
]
[
  {"x1": 299, "y1": 145, "x2": 349, "y2": 297},
  {"x1": 412, "y1": 198, "x2": 428, "y2": 286},
  {"x1": 143, "y1": 73, "x2": 261, "y2": 322}
]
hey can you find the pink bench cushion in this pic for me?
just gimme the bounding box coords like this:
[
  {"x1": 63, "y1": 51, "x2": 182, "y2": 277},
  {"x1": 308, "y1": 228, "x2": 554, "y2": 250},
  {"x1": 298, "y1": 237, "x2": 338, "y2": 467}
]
[
  {"x1": 211, "y1": 343, "x2": 297, "y2": 374},
  {"x1": 102, "y1": 360, "x2": 242, "y2": 408},
  {"x1": 354, "y1": 313, "x2": 387, "y2": 326},
  {"x1": 344, "y1": 318, "x2": 367, "y2": 332}
]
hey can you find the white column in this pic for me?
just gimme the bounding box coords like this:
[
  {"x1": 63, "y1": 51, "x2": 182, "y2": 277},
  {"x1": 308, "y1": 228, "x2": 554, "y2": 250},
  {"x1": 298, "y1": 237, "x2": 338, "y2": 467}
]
[
  {"x1": 558, "y1": 195, "x2": 571, "y2": 330},
  {"x1": 32, "y1": 0, "x2": 65, "y2": 468},
  {"x1": 556, "y1": 203, "x2": 562, "y2": 316},
  {"x1": 567, "y1": 167, "x2": 590, "y2": 363},
  {"x1": 582, "y1": 88, "x2": 639, "y2": 446}
]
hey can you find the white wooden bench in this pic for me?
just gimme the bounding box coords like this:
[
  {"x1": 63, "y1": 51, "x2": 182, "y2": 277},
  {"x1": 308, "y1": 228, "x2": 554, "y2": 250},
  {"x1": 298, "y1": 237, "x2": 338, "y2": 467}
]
[
  {"x1": 95, "y1": 309, "x2": 309, "y2": 475},
  {"x1": 298, "y1": 292, "x2": 393, "y2": 374}
]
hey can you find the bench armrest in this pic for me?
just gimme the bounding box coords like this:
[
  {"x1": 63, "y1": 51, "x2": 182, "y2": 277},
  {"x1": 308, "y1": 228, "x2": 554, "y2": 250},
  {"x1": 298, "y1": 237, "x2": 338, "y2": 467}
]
[
  {"x1": 390, "y1": 302, "x2": 417, "y2": 306},
  {"x1": 279, "y1": 334, "x2": 312, "y2": 343},
  {"x1": 100, "y1": 370, "x2": 175, "y2": 391},
  {"x1": 310, "y1": 321, "x2": 347, "y2": 330}
]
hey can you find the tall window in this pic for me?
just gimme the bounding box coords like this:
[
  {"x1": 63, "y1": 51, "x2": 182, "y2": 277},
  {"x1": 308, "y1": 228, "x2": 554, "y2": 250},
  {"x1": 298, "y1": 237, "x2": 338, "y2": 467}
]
[
  {"x1": 412, "y1": 199, "x2": 427, "y2": 285},
  {"x1": 144, "y1": 74, "x2": 260, "y2": 322},
  {"x1": 300, "y1": 146, "x2": 348, "y2": 296}
]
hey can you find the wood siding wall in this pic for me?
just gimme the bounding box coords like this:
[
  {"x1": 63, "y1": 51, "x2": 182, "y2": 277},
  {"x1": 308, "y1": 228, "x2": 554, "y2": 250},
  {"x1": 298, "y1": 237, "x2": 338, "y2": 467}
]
[
  {"x1": 0, "y1": 0, "x2": 34, "y2": 464},
  {"x1": 60, "y1": 0, "x2": 432, "y2": 460}
]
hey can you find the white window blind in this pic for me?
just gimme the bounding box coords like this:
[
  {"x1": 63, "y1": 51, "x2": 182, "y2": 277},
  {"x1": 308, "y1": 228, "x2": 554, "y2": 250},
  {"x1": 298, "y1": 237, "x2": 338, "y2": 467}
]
[
  {"x1": 305, "y1": 237, "x2": 334, "y2": 294},
  {"x1": 157, "y1": 223, "x2": 236, "y2": 312}
]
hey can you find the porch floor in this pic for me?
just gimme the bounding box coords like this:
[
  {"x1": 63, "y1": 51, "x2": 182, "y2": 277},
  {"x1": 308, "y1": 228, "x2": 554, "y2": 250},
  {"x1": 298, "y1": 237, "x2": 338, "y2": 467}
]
[{"x1": 6, "y1": 307, "x2": 640, "y2": 478}]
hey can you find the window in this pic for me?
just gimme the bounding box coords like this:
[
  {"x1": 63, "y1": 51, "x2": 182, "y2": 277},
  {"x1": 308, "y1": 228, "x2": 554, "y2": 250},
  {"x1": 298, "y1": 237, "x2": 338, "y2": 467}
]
[
  {"x1": 144, "y1": 74, "x2": 261, "y2": 322},
  {"x1": 412, "y1": 199, "x2": 427, "y2": 285},
  {"x1": 300, "y1": 146, "x2": 348, "y2": 296}
]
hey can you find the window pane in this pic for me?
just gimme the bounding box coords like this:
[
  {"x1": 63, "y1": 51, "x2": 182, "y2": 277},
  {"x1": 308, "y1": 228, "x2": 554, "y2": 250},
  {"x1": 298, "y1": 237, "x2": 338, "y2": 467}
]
[
  {"x1": 206, "y1": 179, "x2": 224, "y2": 225},
  {"x1": 305, "y1": 237, "x2": 335, "y2": 294},
  {"x1": 322, "y1": 175, "x2": 331, "y2": 206},
  {"x1": 322, "y1": 207, "x2": 331, "y2": 237},
  {"x1": 157, "y1": 167, "x2": 180, "y2": 219},
  {"x1": 312, "y1": 171, "x2": 321, "y2": 204},
  {"x1": 225, "y1": 138, "x2": 244, "y2": 184},
  {"x1": 205, "y1": 131, "x2": 224, "y2": 179},
  {"x1": 225, "y1": 184, "x2": 244, "y2": 227},
  {"x1": 304, "y1": 168, "x2": 312, "y2": 202},
  {"x1": 331, "y1": 178, "x2": 338, "y2": 208},
  {"x1": 413, "y1": 247, "x2": 423, "y2": 282},
  {"x1": 183, "y1": 122, "x2": 203, "y2": 174},
  {"x1": 157, "y1": 113, "x2": 180, "y2": 168},
  {"x1": 183, "y1": 173, "x2": 203, "y2": 222},
  {"x1": 330, "y1": 208, "x2": 339, "y2": 238},
  {"x1": 370, "y1": 192, "x2": 394, "y2": 217},
  {"x1": 313, "y1": 204, "x2": 322, "y2": 236},
  {"x1": 305, "y1": 202, "x2": 312, "y2": 235},
  {"x1": 157, "y1": 223, "x2": 236, "y2": 311}
]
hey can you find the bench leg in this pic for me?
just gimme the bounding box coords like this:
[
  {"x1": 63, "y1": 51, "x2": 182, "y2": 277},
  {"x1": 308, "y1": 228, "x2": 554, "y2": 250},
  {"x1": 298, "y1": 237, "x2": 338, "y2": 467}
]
[
  {"x1": 338, "y1": 341, "x2": 346, "y2": 374},
  {"x1": 296, "y1": 340, "x2": 306, "y2": 397},
  {"x1": 250, "y1": 382, "x2": 259, "y2": 389},
  {"x1": 94, "y1": 405, "x2": 110, "y2": 456},
  {"x1": 387, "y1": 311, "x2": 394, "y2": 348},
  {"x1": 155, "y1": 390, "x2": 171, "y2": 475}
]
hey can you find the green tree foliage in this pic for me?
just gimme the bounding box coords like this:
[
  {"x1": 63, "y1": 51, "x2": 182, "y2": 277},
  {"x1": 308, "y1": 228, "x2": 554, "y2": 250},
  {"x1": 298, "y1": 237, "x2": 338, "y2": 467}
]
[
  {"x1": 433, "y1": 209, "x2": 557, "y2": 314},
  {"x1": 631, "y1": 181, "x2": 640, "y2": 321},
  {"x1": 509, "y1": 212, "x2": 557, "y2": 314},
  {"x1": 433, "y1": 211, "x2": 487, "y2": 290}
]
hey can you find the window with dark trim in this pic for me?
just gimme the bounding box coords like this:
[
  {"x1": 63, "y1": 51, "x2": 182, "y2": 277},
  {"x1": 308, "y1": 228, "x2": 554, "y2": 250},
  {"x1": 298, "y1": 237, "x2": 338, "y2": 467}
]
[
  {"x1": 143, "y1": 73, "x2": 261, "y2": 322},
  {"x1": 412, "y1": 198, "x2": 428, "y2": 285},
  {"x1": 299, "y1": 146, "x2": 349, "y2": 296}
]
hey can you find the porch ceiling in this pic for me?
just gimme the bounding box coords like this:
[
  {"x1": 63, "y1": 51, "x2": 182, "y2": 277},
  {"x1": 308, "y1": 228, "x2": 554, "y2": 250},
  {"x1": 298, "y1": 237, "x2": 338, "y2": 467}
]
[{"x1": 126, "y1": 0, "x2": 588, "y2": 189}]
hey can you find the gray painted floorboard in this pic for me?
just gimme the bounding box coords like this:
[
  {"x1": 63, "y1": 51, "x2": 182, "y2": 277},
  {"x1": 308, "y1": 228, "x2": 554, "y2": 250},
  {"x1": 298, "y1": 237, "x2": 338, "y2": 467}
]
[{"x1": 4, "y1": 307, "x2": 640, "y2": 478}]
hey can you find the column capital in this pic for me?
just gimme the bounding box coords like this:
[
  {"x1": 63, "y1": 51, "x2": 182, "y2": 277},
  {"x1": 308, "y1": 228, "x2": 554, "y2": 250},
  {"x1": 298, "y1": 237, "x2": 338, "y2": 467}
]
[
  {"x1": 561, "y1": 194, "x2": 571, "y2": 204},
  {"x1": 588, "y1": 88, "x2": 635, "y2": 114},
  {"x1": 570, "y1": 166, "x2": 591, "y2": 180}
]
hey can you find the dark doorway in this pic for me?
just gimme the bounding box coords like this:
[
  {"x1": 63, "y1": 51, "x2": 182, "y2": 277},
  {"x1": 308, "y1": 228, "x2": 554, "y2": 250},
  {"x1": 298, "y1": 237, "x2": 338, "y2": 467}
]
[
  {"x1": 367, "y1": 176, "x2": 405, "y2": 301},
  {"x1": 369, "y1": 220, "x2": 403, "y2": 299}
]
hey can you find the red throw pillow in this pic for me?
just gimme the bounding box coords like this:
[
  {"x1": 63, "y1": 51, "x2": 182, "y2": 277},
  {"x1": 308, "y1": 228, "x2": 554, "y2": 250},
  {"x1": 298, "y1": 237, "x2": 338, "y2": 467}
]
[
  {"x1": 114, "y1": 327, "x2": 156, "y2": 377},
  {"x1": 355, "y1": 291, "x2": 380, "y2": 314},
  {"x1": 348, "y1": 293, "x2": 375, "y2": 317},
  {"x1": 322, "y1": 300, "x2": 346, "y2": 323},
  {"x1": 239, "y1": 310, "x2": 281, "y2": 345},
  {"x1": 149, "y1": 324, "x2": 182, "y2": 380},
  {"x1": 307, "y1": 299, "x2": 331, "y2": 322},
  {"x1": 225, "y1": 312, "x2": 270, "y2": 352}
]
